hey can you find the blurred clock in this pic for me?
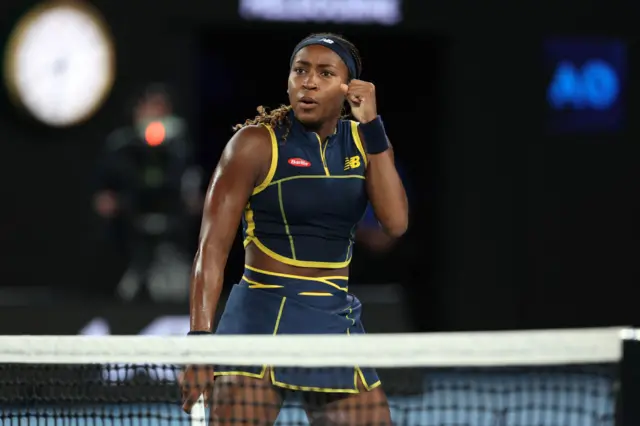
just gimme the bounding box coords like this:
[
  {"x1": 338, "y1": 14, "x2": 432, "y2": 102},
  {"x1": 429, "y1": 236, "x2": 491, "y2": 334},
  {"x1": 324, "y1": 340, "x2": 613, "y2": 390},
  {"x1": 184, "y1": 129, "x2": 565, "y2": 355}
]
[{"x1": 3, "y1": 0, "x2": 116, "y2": 127}]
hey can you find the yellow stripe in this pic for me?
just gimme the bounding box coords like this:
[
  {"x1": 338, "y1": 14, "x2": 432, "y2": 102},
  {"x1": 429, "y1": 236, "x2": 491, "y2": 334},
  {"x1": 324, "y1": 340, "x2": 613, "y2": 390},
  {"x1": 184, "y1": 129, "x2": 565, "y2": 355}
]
[
  {"x1": 250, "y1": 238, "x2": 352, "y2": 269},
  {"x1": 214, "y1": 369, "x2": 266, "y2": 379},
  {"x1": 345, "y1": 309, "x2": 380, "y2": 392},
  {"x1": 242, "y1": 202, "x2": 255, "y2": 248},
  {"x1": 277, "y1": 182, "x2": 296, "y2": 259},
  {"x1": 242, "y1": 275, "x2": 284, "y2": 289},
  {"x1": 356, "y1": 367, "x2": 381, "y2": 391},
  {"x1": 350, "y1": 121, "x2": 367, "y2": 167},
  {"x1": 273, "y1": 297, "x2": 286, "y2": 335},
  {"x1": 322, "y1": 139, "x2": 330, "y2": 174},
  {"x1": 314, "y1": 133, "x2": 330, "y2": 176},
  {"x1": 298, "y1": 292, "x2": 333, "y2": 296},
  {"x1": 269, "y1": 375, "x2": 362, "y2": 394},
  {"x1": 269, "y1": 174, "x2": 364, "y2": 187},
  {"x1": 252, "y1": 124, "x2": 279, "y2": 195},
  {"x1": 244, "y1": 264, "x2": 348, "y2": 292}
]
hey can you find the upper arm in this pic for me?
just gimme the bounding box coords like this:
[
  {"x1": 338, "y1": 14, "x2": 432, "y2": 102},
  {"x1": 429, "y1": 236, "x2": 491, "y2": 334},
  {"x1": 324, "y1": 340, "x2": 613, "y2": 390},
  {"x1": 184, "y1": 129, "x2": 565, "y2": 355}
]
[{"x1": 198, "y1": 125, "x2": 272, "y2": 252}]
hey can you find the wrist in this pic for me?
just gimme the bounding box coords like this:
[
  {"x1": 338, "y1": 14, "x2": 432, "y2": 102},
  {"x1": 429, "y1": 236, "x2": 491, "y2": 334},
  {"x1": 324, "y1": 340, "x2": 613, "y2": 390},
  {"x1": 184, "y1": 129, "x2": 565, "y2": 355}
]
[
  {"x1": 359, "y1": 114, "x2": 377, "y2": 124},
  {"x1": 359, "y1": 116, "x2": 389, "y2": 154}
]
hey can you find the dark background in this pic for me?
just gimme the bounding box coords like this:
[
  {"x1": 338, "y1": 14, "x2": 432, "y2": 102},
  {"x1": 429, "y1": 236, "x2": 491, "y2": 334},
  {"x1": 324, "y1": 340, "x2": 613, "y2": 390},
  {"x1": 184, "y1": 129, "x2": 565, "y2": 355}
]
[{"x1": 0, "y1": 0, "x2": 638, "y2": 335}]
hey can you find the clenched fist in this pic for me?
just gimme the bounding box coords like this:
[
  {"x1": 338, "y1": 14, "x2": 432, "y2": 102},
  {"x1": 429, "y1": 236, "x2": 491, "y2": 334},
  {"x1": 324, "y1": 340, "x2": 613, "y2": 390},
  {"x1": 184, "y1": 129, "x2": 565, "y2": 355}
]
[{"x1": 340, "y1": 80, "x2": 378, "y2": 124}]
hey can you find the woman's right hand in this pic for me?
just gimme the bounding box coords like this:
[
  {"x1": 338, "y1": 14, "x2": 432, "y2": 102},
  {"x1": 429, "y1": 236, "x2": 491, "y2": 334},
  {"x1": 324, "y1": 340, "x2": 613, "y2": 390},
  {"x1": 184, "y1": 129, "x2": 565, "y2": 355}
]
[{"x1": 180, "y1": 365, "x2": 215, "y2": 413}]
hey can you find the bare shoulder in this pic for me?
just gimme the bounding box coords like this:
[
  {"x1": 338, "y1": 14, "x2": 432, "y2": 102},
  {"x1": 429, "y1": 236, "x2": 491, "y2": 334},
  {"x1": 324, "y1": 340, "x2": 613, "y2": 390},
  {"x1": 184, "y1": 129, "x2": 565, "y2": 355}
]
[
  {"x1": 215, "y1": 124, "x2": 274, "y2": 188},
  {"x1": 224, "y1": 125, "x2": 272, "y2": 161}
]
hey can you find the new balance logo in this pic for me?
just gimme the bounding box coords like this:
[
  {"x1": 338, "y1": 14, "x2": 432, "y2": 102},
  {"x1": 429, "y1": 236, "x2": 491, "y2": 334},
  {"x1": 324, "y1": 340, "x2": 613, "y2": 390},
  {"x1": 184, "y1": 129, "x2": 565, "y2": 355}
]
[
  {"x1": 320, "y1": 38, "x2": 334, "y2": 44},
  {"x1": 344, "y1": 156, "x2": 361, "y2": 171}
]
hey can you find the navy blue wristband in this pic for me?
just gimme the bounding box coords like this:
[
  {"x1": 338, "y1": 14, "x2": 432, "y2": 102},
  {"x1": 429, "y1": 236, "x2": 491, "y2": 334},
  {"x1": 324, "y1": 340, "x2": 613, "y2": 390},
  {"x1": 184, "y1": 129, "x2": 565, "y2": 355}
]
[
  {"x1": 188, "y1": 331, "x2": 212, "y2": 335},
  {"x1": 359, "y1": 116, "x2": 389, "y2": 154}
]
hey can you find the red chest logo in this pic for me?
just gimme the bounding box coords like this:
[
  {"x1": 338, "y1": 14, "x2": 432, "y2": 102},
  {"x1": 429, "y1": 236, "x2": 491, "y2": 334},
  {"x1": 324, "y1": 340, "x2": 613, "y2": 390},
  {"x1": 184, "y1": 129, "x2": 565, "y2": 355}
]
[{"x1": 288, "y1": 158, "x2": 311, "y2": 167}]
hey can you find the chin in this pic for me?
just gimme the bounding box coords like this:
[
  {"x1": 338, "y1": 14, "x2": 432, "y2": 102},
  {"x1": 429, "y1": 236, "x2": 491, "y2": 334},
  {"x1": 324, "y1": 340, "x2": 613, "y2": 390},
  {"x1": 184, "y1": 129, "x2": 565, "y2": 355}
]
[{"x1": 293, "y1": 108, "x2": 323, "y2": 128}]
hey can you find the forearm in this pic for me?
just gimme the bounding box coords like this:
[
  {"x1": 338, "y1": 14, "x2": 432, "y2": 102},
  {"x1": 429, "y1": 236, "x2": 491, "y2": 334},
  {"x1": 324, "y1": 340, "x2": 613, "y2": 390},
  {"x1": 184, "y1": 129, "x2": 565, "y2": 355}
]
[
  {"x1": 358, "y1": 116, "x2": 409, "y2": 237},
  {"x1": 366, "y1": 148, "x2": 408, "y2": 237},
  {"x1": 189, "y1": 244, "x2": 227, "y2": 332}
]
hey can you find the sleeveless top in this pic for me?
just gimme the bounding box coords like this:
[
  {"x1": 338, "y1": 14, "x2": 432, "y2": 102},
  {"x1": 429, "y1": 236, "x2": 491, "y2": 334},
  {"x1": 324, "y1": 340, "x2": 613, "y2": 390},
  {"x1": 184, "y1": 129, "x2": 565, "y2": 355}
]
[{"x1": 242, "y1": 111, "x2": 369, "y2": 268}]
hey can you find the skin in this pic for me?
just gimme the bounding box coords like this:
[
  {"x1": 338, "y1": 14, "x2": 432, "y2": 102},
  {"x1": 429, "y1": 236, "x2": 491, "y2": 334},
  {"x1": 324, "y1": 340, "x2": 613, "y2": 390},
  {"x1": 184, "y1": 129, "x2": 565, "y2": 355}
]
[{"x1": 181, "y1": 43, "x2": 408, "y2": 425}]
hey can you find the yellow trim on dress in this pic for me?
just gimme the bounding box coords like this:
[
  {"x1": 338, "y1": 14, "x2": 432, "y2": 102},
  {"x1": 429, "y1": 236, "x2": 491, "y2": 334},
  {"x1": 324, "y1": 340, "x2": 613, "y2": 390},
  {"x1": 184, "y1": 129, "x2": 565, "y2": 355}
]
[
  {"x1": 269, "y1": 174, "x2": 364, "y2": 187},
  {"x1": 350, "y1": 121, "x2": 367, "y2": 167},
  {"x1": 242, "y1": 202, "x2": 255, "y2": 248},
  {"x1": 252, "y1": 124, "x2": 279, "y2": 195},
  {"x1": 250, "y1": 237, "x2": 352, "y2": 269},
  {"x1": 244, "y1": 264, "x2": 348, "y2": 292},
  {"x1": 241, "y1": 275, "x2": 284, "y2": 289},
  {"x1": 277, "y1": 181, "x2": 296, "y2": 259},
  {"x1": 314, "y1": 133, "x2": 330, "y2": 176}
]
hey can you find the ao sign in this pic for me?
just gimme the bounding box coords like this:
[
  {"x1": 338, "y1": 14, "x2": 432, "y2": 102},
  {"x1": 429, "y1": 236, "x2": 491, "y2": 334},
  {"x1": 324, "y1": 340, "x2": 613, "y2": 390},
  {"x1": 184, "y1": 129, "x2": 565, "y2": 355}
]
[
  {"x1": 547, "y1": 60, "x2": 619, "y2": 110},
  {"x1": 545, "y1": 38, "x2": 625, "y2": 133},
  {"x1": 79, "y1": 316, "x2": 190, "y2": 383}
]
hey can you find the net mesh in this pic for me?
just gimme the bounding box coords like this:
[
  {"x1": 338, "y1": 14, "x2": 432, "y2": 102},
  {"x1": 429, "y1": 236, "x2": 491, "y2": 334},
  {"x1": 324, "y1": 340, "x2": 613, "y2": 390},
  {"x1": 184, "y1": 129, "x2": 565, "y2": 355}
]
[{"x1": 0, "y1": 328, "x2": 625, "y2": 425}]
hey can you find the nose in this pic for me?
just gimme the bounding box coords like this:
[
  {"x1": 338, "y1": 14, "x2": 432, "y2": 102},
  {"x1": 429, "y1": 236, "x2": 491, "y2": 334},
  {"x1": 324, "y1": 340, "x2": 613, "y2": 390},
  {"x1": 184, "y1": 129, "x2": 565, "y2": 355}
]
[{"x1": 302, "y1": 71, "x2": 319, "y2": 90}]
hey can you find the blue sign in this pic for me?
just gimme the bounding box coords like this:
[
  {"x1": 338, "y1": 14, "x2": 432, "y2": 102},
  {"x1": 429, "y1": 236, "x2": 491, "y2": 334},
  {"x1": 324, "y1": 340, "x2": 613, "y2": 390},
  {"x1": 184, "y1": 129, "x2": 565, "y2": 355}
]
[{"x1": 545, "y1": 38, "x2": 626, "y2": 133}]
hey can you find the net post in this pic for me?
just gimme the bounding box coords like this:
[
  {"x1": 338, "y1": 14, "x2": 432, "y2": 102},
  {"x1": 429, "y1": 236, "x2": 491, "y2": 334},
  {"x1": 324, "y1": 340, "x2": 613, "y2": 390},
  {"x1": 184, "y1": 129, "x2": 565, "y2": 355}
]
[
  {"x1": 619, "y1": 328, "x2": 640, "y2": 426},
  {"x1": 190, "y1": 395, "x2": 206, "y2": 426}
]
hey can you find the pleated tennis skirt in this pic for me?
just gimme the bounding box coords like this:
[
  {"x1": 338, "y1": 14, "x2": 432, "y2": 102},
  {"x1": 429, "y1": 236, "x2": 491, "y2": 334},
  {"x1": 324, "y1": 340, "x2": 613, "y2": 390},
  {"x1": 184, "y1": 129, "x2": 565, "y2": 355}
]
[{"x1": 214, "y1": 265, "x2": 380, "y2": 394}]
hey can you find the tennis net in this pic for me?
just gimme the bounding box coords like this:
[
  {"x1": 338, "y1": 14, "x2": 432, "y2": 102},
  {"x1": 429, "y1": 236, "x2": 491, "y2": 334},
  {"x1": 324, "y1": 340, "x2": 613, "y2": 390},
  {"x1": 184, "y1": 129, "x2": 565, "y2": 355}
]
[{"x1": 0, "y1": 327, "x2": 632, "y2": 425}]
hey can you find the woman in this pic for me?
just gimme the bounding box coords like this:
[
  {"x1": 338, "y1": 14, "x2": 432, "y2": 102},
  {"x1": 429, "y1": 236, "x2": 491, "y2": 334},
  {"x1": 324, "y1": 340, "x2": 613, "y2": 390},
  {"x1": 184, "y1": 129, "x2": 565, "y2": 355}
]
[{"x1": 180, "y1": 33, "x2": 408, "y2": 425}]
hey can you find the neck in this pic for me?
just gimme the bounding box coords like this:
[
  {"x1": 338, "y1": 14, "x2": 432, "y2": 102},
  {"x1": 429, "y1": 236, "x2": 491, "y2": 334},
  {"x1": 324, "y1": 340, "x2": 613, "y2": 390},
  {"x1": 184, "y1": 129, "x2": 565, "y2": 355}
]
[{"x1": 303, "y1": 118, "x2": 339, "y2": 142}]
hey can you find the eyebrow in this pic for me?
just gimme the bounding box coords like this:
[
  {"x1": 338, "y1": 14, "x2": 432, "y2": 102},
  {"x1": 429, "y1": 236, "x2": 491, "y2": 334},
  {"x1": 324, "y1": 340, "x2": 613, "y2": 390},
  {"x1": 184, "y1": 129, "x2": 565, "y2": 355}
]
[{"x1": 294, "y1": 60, "x2": 337, "y2": 69}]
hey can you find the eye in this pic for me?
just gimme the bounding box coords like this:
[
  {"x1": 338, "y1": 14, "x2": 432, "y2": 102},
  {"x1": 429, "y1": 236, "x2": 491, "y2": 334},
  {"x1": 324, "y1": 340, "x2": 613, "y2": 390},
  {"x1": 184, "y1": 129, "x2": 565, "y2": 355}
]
[
  {"x1": 321, "y1": 71, "x2": 334, "y2": 77},
  {"x1": 293, "y1": 68, "x2": 305, "y2": 74}
]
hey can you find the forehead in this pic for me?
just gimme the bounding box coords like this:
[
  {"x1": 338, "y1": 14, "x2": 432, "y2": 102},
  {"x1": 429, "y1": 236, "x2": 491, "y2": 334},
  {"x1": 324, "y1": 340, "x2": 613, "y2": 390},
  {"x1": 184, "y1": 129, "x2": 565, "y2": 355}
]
[{"x1": 293, "y1": 44, "x2": 343, "y2": 67}]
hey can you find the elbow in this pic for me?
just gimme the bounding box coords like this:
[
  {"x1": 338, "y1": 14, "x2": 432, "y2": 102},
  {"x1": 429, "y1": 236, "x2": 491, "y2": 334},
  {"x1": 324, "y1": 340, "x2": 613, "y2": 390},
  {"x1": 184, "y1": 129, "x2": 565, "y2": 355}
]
[{"x1": 381, "y1": 216, "x2": 408, "y2": 238}]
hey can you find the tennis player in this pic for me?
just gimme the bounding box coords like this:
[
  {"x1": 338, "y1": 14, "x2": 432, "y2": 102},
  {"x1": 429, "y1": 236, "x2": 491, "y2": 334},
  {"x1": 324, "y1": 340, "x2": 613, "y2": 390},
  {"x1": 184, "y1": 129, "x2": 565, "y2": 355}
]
[{"x1": 181, "y1": 33, "x2": 408, "y2": 425}]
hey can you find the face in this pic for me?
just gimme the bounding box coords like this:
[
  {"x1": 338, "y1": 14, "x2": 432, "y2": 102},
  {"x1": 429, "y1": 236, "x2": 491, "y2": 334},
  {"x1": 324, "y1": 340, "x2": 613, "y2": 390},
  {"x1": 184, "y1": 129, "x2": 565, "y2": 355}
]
[{"x1": 288, "y1": 45, "x2": 349, "y2": 127}]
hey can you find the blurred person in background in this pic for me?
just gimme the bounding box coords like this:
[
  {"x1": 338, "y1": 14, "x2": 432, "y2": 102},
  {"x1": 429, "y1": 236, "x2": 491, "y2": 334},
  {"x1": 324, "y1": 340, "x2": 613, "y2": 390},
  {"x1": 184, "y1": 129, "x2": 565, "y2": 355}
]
[{"x1": 93, "y1": 84, "x2": 202, "y2": 303}]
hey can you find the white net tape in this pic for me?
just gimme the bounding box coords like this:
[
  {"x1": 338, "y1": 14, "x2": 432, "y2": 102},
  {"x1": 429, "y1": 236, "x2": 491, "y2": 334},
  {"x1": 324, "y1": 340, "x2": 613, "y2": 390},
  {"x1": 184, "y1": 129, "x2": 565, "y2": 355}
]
[
  {"x1": 0, "y1": 326, "x2": 627, "y2": 366},
  {"x1": 0, "y1": 327, "x2": 635, "y2": 426}
]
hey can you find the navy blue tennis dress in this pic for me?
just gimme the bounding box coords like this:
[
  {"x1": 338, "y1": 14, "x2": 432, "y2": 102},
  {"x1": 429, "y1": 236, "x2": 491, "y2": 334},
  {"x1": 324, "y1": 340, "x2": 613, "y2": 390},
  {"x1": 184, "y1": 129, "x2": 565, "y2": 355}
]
[{"x1": 214, "y1": 111, "x2": 380, "y2": 393}]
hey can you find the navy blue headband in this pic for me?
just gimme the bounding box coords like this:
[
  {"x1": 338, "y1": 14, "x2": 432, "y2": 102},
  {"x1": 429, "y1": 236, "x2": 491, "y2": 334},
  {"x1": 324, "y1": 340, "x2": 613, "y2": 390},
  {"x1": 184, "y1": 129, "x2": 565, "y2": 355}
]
[{"x1": 290, "y1": 37, "x2": 359, "y2": 80}]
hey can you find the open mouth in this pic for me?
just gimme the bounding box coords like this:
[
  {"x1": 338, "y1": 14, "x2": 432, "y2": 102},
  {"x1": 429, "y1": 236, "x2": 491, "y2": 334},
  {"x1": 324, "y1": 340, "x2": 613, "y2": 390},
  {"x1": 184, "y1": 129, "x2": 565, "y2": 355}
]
[{"x1": 299, "y1": 97, "x2": 318, "y2": 107}]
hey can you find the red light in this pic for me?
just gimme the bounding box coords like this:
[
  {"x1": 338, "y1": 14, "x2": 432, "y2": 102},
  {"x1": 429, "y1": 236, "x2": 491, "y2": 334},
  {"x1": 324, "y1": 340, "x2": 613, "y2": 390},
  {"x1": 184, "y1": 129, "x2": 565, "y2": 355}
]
[{"x1": 145, "y1": 121, "x2": 166, "y2": 146}]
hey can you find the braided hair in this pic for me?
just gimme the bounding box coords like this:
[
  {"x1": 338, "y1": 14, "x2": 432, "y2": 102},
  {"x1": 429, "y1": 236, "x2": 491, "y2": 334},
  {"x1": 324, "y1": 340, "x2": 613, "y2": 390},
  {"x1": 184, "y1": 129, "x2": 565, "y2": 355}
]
[{"x1": 233, "y1": 33, "x2": 362, "y2": 142}]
